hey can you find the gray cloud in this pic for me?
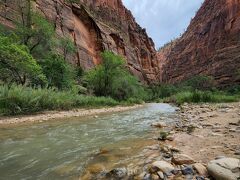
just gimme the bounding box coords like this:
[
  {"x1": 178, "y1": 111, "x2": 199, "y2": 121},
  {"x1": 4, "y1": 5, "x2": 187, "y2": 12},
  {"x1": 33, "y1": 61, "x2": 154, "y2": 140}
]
[{"x1": 122, "y1": 0, "x2": 204, "y2": 49}]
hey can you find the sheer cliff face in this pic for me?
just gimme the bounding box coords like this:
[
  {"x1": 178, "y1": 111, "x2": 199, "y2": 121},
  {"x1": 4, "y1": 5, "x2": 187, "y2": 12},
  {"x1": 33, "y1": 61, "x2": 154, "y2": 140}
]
[
  {"x1": 157, "y1": 0, "x2": 240, "y2": 87},
  {"x1": 0, "y1": 0, "x2": 158, "y2": 83}
]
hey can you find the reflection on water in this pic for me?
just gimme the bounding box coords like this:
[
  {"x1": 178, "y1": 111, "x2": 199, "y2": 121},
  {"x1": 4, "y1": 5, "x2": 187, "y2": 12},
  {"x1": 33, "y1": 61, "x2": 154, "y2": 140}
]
[{"x1": 0, "y1": 103, "x2": 177, "y2": 179}]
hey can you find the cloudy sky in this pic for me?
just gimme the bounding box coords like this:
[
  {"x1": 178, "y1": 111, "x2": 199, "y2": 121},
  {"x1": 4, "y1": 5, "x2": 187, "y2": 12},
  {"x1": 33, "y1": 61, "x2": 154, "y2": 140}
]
[{"x1": 122, "y1": 0, "x2": 204, "y2": 49}]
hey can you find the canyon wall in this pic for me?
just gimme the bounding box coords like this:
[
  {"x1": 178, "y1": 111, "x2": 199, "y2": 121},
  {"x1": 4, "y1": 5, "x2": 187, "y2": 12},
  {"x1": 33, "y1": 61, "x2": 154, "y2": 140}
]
[
  {"x1": 157, "y1": 0, "x2": 240, "y2": 87},
  {"x1": 1, "y1": 0, "x2": 240, "y2": 87},
  {"x1": 0, "y1": 0, "x2": 159, "y2": 83}
]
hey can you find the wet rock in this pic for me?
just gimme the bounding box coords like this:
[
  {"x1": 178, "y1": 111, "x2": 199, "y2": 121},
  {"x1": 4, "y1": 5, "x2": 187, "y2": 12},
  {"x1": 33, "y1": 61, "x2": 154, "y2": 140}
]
[
  {"x1": 193, "y1": 163, "x2": 208, "y2": 176},
  {"x1": 181, "y1": 166, "x2": 194, "y2": 175},
  {"x1": 207, "y1": 158, "x2": 240, "y2": 180},
  {"x1": 151, "y1": 161, "x2": 175, "y2": 174},
  {"x1": 106, "y1": 168, "x2": 128, "y2": 179},
  {"x1": 151, "y1": 122, "x2": 167, "y2": 128},
  {"x1": 172, "y1": 154, "x2": 195, "y2": 165}
]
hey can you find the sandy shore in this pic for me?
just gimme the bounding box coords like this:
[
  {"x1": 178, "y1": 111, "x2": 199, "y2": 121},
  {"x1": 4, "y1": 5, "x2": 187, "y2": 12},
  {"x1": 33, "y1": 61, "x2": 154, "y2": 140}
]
[{"x1": 0, "y1": 104, "x2": 143, "y2": 126}]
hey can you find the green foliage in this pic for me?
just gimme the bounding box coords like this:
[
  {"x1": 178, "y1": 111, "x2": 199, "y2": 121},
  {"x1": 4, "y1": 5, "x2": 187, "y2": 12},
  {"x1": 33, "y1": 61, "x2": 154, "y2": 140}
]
[
  {"x1": 0, "y1": 85, "x2": 119, "y2": 116},
  {"x1": 149, "y1": 84, "x2": 178, "y2": 100},
  {"x1": 16, "y1": 10, "x2": 55, "y2": 58},
  {"x1": 165, "y1": 90, "x2": 238, "y2": 105},
  {"x1": 0, "y1": 35, "x2": 47, "y2": 86},
  {"x1": 56, "y1": 37, "x2": 76, "y2": 61},
  {"x1": 180, "y1": 75, "x2": 216, "y2": 91},
  {"x1": 40, "y1": 53, "x2": 76, "y2": 90},
  {"x1": 158, "y1": 131, "x2": 169, "y2": 141},
  {"x1": 84, "y1": 51, "x2": 146, "y2": 100}
]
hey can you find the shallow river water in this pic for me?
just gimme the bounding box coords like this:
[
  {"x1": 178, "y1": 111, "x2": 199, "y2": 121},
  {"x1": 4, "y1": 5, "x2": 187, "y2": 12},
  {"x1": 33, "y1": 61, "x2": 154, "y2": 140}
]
[{"x1": 0, "y1": 103, "x2": 177, "y2": 179}]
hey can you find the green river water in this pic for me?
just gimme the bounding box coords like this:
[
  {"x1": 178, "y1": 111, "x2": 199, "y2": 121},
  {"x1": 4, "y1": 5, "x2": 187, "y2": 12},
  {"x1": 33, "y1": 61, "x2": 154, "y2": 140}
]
[{"x1": 0, "y1": 103, "x2": 177, "y2": 180}]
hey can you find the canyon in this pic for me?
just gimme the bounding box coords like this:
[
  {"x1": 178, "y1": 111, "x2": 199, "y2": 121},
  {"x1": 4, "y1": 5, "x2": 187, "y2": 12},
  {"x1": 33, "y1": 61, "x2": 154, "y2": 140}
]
[
  {"x1": 0, "y1": 0, "x2": 240, "y2": 86},
  {"x1": 158, "y1": 0, "x2": 240, "y2": 87}
]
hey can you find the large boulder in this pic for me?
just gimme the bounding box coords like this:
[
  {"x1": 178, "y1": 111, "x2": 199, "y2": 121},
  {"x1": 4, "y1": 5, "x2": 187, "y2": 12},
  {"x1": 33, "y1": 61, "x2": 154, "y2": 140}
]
[{"x1": 207, "y1": 158, "x2": 240, "y2": 180}]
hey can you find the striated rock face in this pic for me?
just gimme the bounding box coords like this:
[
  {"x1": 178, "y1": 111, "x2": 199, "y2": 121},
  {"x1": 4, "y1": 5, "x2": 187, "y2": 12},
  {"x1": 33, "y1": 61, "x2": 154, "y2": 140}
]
[
  {"x1": 0, "y1": 0, "x2": 159, "y2": 83},
  {"x1": 157, "y1": 0, "x2": 240, "y2": 87}
]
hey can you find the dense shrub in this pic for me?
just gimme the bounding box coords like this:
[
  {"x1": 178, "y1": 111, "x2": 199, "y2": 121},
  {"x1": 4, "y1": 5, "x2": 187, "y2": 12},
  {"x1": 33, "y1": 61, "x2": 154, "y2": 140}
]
[
  {"x1": 149, "y1": 84, "x2": 178, "y2": 100},
  {"x1": 164, "y1": 90, "x2": 238, "y2": 105},
  {"x1": 180, "y1": 75, "x2": 216, "y2": 91},
  {"x1": 84, "y1": 51, "x2": 147, "y2": 100},
  {"x1": 0, "y1": 85, "x2": 119, "y2": 115},
  {"x1": 40, "y1": 53, "x2": 76, "y2": 90},
  {"x1": 0, "y1": 35, "x2": 47, "y2": 86}
]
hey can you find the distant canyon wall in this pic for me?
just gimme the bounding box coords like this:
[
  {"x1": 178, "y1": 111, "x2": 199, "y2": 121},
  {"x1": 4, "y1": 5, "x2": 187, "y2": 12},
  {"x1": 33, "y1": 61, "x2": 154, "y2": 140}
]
[{"x1": 157, "y1": 0, "x2": 240, "y2": 87}]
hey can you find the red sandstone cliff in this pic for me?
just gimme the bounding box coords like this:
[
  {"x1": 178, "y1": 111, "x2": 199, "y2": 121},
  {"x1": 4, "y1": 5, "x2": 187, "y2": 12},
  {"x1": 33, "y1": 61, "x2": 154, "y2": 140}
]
[
  {"x1": 0, "y1": 0, "x2": 158, "y2": 83},
  {"x1": 157, "y1": 0, "x2": 240, "y2": 87}
]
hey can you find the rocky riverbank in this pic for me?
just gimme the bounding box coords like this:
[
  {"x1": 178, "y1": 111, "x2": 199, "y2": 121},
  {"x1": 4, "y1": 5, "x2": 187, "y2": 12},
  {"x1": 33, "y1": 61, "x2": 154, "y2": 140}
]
[
  {"x1": 81, "y1": 102, "x2": 240, "y2": 180},
  {"x1": 0, "y1": 105, "x2": 143, "y2": 126}
]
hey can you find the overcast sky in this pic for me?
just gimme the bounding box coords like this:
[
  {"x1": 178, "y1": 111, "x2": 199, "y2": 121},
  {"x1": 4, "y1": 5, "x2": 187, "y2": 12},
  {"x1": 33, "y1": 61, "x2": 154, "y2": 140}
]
[{"x1": 122, "y1": 0, "x2": 204, "y2": 49}]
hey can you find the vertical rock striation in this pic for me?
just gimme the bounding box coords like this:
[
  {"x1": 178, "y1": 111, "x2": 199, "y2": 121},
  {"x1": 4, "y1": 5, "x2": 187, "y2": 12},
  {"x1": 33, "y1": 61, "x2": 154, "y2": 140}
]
[
  {"x1": 157, "y1": 0, "x2": 240, "y2": 87},
  {"x1": 0, "y1": 0, "x2": 159, "y2": 83}
]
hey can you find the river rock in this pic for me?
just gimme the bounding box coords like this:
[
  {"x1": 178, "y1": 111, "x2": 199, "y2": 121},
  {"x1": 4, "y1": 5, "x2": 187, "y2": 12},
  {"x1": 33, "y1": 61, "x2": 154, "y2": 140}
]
[
  {"x1": 151, "y1": 122, "x2": 167, "y2": 128},
  {"x1": 172, "y1": 154, "x2": 195, "y2": 165},
  {"x1": 106, "y1": 168, "x2": 128, "y2": 179},
  {"x1": 151, "y1": 161, "x2": 175, "y2": 174},
  {"x1": 193, "y1": 163, "x2": 208, "y2": 176},
  {"x1": 157, "y1": 171, "x2": 164, "y2": 179},
  {"x1": 151, "y1": 174, "x2": 160, "y2": 180},
  {"x1": 207, "y1": 158, "x2": 240, "y2": 180},
  {"x1": 181, "y1": 166, "x2": 194, "y2": 175}
]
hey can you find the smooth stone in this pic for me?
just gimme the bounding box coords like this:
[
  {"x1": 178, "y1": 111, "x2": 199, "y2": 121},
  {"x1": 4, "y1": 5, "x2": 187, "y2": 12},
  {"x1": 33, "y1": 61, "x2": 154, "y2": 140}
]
[
  {"x1": 151, "y1": 174, "x2": 160, "y2": 180},
  {"x1": 157, "y1": 171, "x2": 164, "y2": 179},
  {"x1": 193, "y1": 163, "x2": 208, "y2": 176},
  {"x1": 151, "y1": 161, "x2": 175, "y2": 174},
  {"x1": 215, "y1": 155, "x2": 226, "y2": 160},
  {"x1": 207, "y1": 158, "x2": 240, "y2": 180},
  {"x1": 172, "y1": 154, "x2": 195, "y2": 165}
]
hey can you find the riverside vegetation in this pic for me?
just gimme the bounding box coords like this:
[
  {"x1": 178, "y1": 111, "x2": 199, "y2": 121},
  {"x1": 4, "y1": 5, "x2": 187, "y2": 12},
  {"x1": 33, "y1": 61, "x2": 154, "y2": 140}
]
[{"x1": 0, "y1": 5, "x2": 239, "y2": 116}]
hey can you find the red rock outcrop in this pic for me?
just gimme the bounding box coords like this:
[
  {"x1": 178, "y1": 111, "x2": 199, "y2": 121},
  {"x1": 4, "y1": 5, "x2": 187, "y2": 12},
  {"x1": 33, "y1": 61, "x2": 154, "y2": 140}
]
[
  {"x1": 0, "y1": 0, "x2": 159, "y2": 83},
  {"x1": 157, "y1": 0, "x2": 240, "y2": 87}
]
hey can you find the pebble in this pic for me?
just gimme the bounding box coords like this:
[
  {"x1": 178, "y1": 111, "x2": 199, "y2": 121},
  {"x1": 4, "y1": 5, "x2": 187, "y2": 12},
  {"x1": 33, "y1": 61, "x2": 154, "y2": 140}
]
[
  {"x1": 157, "y1": 171, "x2": 164, "y2": 179},
  {"x1": 181, "y1": 166, "x2": 194, "y2": 175}
]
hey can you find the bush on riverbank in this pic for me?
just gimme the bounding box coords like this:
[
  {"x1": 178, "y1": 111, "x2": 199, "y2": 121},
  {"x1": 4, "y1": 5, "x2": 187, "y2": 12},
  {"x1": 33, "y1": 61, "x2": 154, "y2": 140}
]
[
  {"x1": 0, "y1": 85, "x2": 120, "y2": 116},
  {"x1": 163, "y1": 90, "x2": 239, "y2": 105}
]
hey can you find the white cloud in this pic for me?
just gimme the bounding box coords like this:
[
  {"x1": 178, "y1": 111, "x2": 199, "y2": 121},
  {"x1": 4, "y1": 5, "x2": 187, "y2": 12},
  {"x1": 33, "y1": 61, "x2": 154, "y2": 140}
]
[{"x1": 122, "y1": 0, "x2": 204, "y2": 48}]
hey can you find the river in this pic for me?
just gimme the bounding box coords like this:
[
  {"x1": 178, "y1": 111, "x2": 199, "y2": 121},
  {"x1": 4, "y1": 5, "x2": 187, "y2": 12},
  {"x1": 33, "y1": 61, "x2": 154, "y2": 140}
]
[{"x1": 0, "y1": 103, "x2": 177, "y2": 179}]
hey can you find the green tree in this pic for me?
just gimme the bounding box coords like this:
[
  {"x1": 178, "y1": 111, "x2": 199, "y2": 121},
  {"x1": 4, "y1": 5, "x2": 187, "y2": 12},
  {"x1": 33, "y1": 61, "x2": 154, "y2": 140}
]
[
  {"x1": 40, "y1": 53, "x2": 76, "y2": 90},
  {"x1": 0, "y1": 35, "x2": 47, "y2": 85},
  {"x1": 15, "y1": 0, "x2": 55, "y2": 58},
  {"x1": 84, "y1": 51, "x2": 145, "y2": 100}
]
